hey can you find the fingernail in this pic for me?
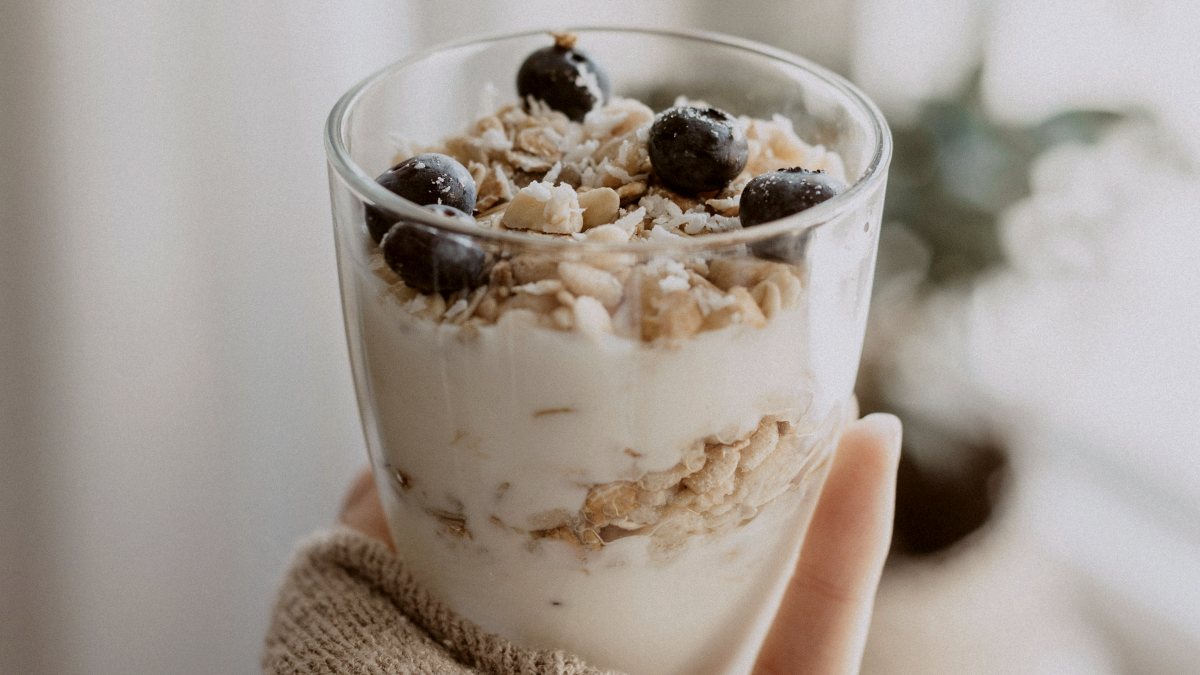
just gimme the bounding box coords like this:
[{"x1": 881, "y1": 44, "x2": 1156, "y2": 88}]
[{"x1": 858, "y1": 412, "x2": 903, "y2": 455}]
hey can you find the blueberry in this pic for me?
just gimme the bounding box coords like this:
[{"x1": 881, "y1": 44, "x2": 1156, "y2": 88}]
[
  {"x1": 740, "y1": 168, "x2": 845, "y2": 227},
  {"x1": 740, "y1": 168, "x2": 846, "y2": 262},
  {"x1": 381, "y1": 205, "x2": 492, "y2": 296},
  {"x1": 516, "y1": 33, "x2": 610, "y2": 122},
  {"x1": 365, "y1": 153, "x2": 477, "y2": 243},
  {"x1": 647, "y1": 106, "x2": 748, "y2": 195}
]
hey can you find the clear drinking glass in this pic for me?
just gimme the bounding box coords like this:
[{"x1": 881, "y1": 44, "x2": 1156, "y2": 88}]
[{"x1": 326, "y1": 27, "x2": 890, "y2": 675}]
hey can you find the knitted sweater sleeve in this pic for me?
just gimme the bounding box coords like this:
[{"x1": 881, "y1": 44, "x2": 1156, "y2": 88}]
[{"x1": 262, "y1": 528, "x2": 620, "y2": 675}]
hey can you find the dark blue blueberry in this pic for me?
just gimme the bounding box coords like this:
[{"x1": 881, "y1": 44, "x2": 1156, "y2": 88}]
[
  {"x1": 365, "y1": 153, "x2": 477, "y2": 243},
  {"x1": 381, "y1": 205, "x2": 492, "y2": 296},
  {"x1": 647, "y1": 106, "x2": 748, "y2": 195},
  {"x1": 740, "y1": 168, "x2": 845, "y2": 227},
  {"x1": 740, "y1": 168, "x2": 846, "y2": 262},
  {"x1": 516, "y1": 33, "x2": 610, "y2": 122}
]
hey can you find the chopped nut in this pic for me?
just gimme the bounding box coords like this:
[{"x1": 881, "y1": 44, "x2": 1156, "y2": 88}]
[
  {"x1": 615, "y1": 181, "x2": 648, "y2": 203},
  {"x1": 701, "y1": 303, "x2": 738, "y2": 331},
  {"x1": 475, "y1": 295, "x2": 499, "y2": 321},
  {"x1": 551, "y1": 306, "x2": 574, "y2": 330},
  {"x1": 515, "y1": 279, "x2": 564, "y2": 295},
  {"x1": 643, "y1": 290, "x2": 703, "y2": 342},
  {"x1": 703, "y1": 287, "x2": 767, "y2": 330},
  {"x1": 573, "y1": 295, "x2": 613, "y2": 337},
  {"x1": 558, "y1": 261, "x2": 623, "y2": 310},
  {"x1": 688, "y1": 273, "x2": 731, "y2": 314},
  {"x1": 554, "y1": 163, "x2": 583, "y2": 188},
  {"x1": 735, "y1": 287, "x2": 769, "y2": 327},
  {"x1": 443, "y1": 294, "x2": 473, "y2": 325},
  {"x1": 765, "y1": 267, "x2": 803, "y2": 309},
  {"x1": 510, "y1": 255, "x2": 559, "y2": 284},
  {"x1": 684, "y1": 258, "x2": 710, "y2": 277},
  {"x1": 497, "y1": 307, "x2": 540, "y2": 326},
  {"x1": 582, "y1": 251, "x2": 637, "y2": 278},
  {"x1": 584, "y1": 223, "x2": 631, "y2": 243},
  {"x1": 502, "y1": 290, "x2": 559, "y2": 315},
  {"x1": 577, "y1": 187, "x2": 620, "y2": 229},
  {"x1": 502, "y1": 181, "x2": 584, "y2": 234},
  {"x1": 752, "y1": 278, "x2": 783, "y2": 318},
  {"x1": 707, "y1": 257, "x2": 776, "y2": 291}
]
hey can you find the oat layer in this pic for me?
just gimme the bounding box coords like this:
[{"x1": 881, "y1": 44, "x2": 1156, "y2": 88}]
[{"x1": 520, "y1": 408, "x2": 840, "y2": 556}]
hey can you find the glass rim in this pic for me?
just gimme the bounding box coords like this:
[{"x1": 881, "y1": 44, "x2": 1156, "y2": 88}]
[{"x1": 324, "y1": 25, "x2": 892, "y2": 254}]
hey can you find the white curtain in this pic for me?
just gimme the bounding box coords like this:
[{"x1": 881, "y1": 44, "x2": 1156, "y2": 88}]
[{"x1": 0, "y1": 3, "x2": 408, "y2": 673}]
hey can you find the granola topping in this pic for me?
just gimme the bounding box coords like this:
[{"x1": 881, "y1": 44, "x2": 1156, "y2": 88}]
[{"x1": 377, "y1": 94, "x2": 846, "y2": 343}]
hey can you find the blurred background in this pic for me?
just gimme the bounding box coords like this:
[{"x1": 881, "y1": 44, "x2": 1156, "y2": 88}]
[{"x1": 2, "y1": 1, "x2": 1198, "y2": 673}]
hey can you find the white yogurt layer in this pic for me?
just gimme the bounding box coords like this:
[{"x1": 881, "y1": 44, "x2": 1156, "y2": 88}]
[{"x1": 353, "y1": 257, "x2": 850, "y2": 674}]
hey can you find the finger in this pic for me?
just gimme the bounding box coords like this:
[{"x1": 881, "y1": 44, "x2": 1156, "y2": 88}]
[
  {"x1": 754, "y1": 413, "x2": 901, "y2": 675},
  {"x1": 338, "y1": 467, "x2": 395, "y2": 549}
]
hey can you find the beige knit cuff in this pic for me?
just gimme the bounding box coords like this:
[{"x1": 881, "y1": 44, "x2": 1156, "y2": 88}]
[{"x1": 263, "y1": 527, "x2": 621, "y2": 674}]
